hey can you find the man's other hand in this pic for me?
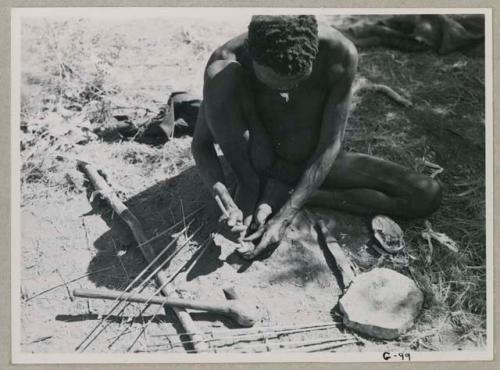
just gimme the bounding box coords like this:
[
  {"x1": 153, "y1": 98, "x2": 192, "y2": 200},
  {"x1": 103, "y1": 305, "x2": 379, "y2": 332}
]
[{"x1": 244, "y1": 214, "x2": 288, "y2": 259}]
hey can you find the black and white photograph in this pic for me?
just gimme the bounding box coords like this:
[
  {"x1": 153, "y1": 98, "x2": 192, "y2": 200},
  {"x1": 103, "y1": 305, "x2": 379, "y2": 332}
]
[{"x1": 11, "y1": 7, "x2": 493, "y2": 363}]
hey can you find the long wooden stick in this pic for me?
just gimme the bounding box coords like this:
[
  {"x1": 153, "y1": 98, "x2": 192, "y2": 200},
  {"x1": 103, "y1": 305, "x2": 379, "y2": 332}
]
[
  {"x1": 317, "y1": 220, "x2": 357, "y2": 289},
  {"x1": 112, "y1": 237, "x2": 210, "y2": 351},
  {"x1": 74, "y1": 288, "x2": 257, "y2": 327},
  {"x1": 284, "y1": 339, "x2": 359, "y2": 352},
  {"x1": 175, "y1": 336, "x2": 358, "y2": 353},
  {"x1": 75, "y1": 222, "x2": 192, "y2": 351},
  {"x1": 106, "y1": 225, "x2": 202, "y2": 351},
  {"x1": 79, "y1": 161, "x2": 208, "y2": 352},
  {"x1": 151, "y1": 322, "x2": 343, "y2": 349},
  {"x1": 151, "y1": 321, "x2": 342, "y2": 339}
]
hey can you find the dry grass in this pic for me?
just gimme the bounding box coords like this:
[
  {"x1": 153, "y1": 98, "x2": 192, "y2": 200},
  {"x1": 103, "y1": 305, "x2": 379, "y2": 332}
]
[
  {"x1": 19, "y1": 16, "x2": 487, "y2": 352},
  {"x1": 347, "y1": 47, "x2": 486, "y2": 349}
]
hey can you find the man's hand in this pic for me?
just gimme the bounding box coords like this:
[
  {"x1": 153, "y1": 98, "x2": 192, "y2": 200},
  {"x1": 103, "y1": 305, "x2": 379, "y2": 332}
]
[
  {"x1": 218, "y1": 204, "x2": 248, "y2": 233},
  {"x1": 250, "y1": 203, "x2": 272, "y2": 231},
  {"x1": 244, "y1": 212, "x2": 288, "y2": 259}
]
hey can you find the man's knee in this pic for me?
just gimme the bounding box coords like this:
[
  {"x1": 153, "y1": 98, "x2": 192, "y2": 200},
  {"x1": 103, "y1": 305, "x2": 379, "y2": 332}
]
[{"x1": 407, "y1": 175, "x2": 442, "y2": 218}]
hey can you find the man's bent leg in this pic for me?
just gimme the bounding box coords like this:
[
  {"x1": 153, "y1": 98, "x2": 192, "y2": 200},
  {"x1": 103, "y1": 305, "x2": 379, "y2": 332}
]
[{"x1": 309, "y1": 151, "x2": 442, "y2": 219}]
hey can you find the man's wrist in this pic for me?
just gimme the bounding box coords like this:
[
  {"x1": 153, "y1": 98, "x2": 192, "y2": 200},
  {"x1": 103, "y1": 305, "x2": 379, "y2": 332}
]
[{"x1": 277, "y1": 203, "x2": 301, "y2": 225}]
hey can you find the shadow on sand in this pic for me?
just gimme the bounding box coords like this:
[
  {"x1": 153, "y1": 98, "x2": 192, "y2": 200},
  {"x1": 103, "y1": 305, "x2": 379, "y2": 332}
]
[
  {"x1": 83, "y1": 165, "x2": 227, "y2": 292},
  {"x1": 75, "y1": 162, "x2": 379, "y2": 335}
]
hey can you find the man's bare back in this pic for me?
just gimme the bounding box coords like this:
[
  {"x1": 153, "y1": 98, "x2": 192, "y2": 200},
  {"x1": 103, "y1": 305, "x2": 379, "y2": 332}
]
[{"x1": 192, "y1": 15, "x2": 441, "y2": 259}]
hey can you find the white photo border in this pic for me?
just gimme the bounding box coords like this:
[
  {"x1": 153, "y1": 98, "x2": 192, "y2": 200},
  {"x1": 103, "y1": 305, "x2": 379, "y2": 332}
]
[{"x1": 10, "y1": 6, "x2": 494, "y2": 364}]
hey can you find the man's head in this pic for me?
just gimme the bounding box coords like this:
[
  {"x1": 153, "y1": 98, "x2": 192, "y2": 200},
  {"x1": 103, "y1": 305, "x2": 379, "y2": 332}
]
[{"x1": 247, "y1": 15, "x2": 319, "y2": 91}]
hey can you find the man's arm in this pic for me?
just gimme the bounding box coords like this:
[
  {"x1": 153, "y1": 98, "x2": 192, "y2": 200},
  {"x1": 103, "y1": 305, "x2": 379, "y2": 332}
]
[
  {"x1": 278, "y1": 54, "x2": 357, "y2": 222},
  {"x1": 192, "y1": 56, "x2": 249, "y2": 228},
  {"x1": 191, "y1": 103, "x2": 241, "y2": 224},
  {"x1": 246, "y1": 40, "x2": 358, "y2": 255}
]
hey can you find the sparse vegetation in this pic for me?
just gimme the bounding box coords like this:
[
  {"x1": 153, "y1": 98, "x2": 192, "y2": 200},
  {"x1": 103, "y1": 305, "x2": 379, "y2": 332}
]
[{"x1": 19, "y1": 16, "x2": 487, "y2": 352}]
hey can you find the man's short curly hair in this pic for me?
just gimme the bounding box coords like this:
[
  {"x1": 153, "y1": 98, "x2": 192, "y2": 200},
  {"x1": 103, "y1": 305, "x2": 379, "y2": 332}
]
[{"x1": 247, "y1": 15, "x2": 319, "y2": 77}]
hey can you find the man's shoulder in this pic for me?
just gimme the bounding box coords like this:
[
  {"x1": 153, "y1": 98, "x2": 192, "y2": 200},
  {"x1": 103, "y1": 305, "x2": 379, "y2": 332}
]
[
  {"x1": 317, "y1": 25, "x2": 358, "y2": 84},
  {"x1": 209, "y1": 33, "x2": 247, "y2": 65},
  {"x1": 318, "y1": 25, "x2": 358, "y2": 68},
  {"x1": 205, "y1": 33, "x2": 249, "y2": 80}
]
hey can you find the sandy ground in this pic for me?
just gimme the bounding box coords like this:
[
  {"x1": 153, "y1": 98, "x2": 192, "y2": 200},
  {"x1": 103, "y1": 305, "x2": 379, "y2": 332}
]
[{"x1": 18, "y1": 14, "x2": 486, "y2": 354}]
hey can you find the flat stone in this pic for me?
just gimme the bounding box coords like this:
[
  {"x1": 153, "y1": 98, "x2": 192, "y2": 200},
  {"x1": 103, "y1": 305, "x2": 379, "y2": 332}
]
[{"x1": 339, "y1": 268, "x2": 423, "y2": 340}]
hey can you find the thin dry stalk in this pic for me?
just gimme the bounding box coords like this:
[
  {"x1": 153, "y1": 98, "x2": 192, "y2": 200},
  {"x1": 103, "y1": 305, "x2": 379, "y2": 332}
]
[
  {"x1": 107, "y1": 229, "x2": 204, "y2": 350},
  {"x1": 79, "y1": 224, "x2": 200, "y2": 351},
  {"x1": 178, "y1": 336, "x2": 358, "y2": 354},
  {"x1": 152, "y1": 322, "x2": 342, "y2": 339},
  {"x1": 25, "y1": 266, "x2": 112, "y2": 302},
  {"x1": 153, "y1": 322, "x2": 344, "y2": 350},
  {"x1": 124, "y1": 234, "x2": 207, "y2": 352},
  {"x1": 285, "y1": 339, "x2": 360, "y2": 352},
  {"x1": 55, "y1": 269, "x2": 74, "y2": 302},
  {"x1": 75, "y1": 222, "x2": 192, "y2": 351}
]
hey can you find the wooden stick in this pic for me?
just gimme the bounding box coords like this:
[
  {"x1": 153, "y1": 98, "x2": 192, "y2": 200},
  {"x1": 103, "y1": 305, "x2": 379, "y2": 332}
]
[
  {"x1": 74, "y1": 288, "x2": 258, "y2": 327},
  {"x1": 112, "y1": 237, "x2": 209, "y2": 351},
  {"x1": 106, "y1": 225, "x2": 202, "y2": 350},
  {"x1": 79, "y1": 161, "x2": 208, "y2": 352},
  {"x1": 317, "y1": 220, "x2": 357, "y2": 289},
  {"x1": 151, "y1": 321, "x2": 342, "y2": 339},
  {"x1": 214, "y1": 195, "x2": 229, "y2": 217},
  {"x1": 177, "y1": 336, "x2": 358, "y2": 353},
  {"x1": 154, "y1": 322, "x2": 344, "y2": 349},
  {"x1": 75, "y1": 222, "x2": 192, "y2": 351},
  {"x1": 285, "y1": 339, "x2": 359, "y2": 352},
  {"x1": 357, "y1": 78, "x2": 412, "y2": 107}
]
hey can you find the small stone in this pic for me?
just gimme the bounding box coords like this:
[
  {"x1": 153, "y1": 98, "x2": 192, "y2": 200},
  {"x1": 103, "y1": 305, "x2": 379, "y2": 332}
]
[{"x1": 339, "y1": 268, "x2": 423, "y2": 340}]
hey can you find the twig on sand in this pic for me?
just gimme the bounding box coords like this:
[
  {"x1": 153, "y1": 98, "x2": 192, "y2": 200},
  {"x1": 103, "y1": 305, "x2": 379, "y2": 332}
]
[
  {"x1": 55, "y1": 269, "x2": 74, "y2": 302},
  {"x1": 24, "y1": 266, "x2": 112, "y2": 302},
  {"x1": 23, "y1": 335, "x2": 53, "y2": 345},
  {"x1": 81, "y1": 218, "x2": 93, "y2": 253},
  {"x1": 111, "y1": 105, "x2": 158, "y2": 114},
  {"x1": 421, "y1": 159, "x2": 444, "y2": 178}
]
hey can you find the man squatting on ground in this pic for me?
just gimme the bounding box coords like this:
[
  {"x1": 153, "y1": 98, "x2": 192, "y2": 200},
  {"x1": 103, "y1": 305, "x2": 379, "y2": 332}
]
[{"x1": 192, "y1": 15, "x2": 442, "y2": 259}]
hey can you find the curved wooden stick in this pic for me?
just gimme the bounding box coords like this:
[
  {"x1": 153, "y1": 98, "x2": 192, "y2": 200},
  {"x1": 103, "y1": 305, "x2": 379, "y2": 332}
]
[
  {"x1": 356, "y1": 77, "x2": 412, "y2": 107},
  {"x1": 79, "y1": 161, "x2": 208, "y2": 352},
  {"x1": 74, "y1": 288, "x2": 258, "y2": 328}
]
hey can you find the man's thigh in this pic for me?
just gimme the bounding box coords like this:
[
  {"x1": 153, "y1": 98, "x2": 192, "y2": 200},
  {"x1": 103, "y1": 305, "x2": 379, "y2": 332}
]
[{"x1": 322, "y1": 151, "x2": 417, "y2": 196}]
